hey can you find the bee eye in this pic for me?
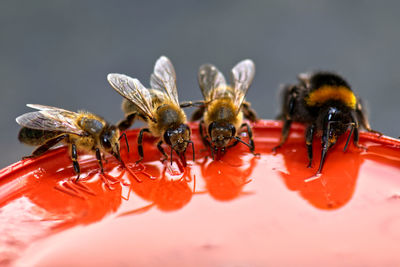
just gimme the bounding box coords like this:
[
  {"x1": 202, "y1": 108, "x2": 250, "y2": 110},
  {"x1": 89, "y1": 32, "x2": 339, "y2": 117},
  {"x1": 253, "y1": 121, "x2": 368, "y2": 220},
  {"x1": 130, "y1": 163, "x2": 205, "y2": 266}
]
[
  {"x1": 164, "y1": 130, "x2": 173, "y2": 145},
  {"x1": 181, "y1": 124, "x2": 190, "y2": 135},
  {"x1": 208, "y1": 122, "x2": 217, "y2": 136},
  {"x1": 101, "y1": 136, "x2": 112, "y2": 149},
  {"x1": 229, "y1": 124, "x2": 236, "y2": 136}
]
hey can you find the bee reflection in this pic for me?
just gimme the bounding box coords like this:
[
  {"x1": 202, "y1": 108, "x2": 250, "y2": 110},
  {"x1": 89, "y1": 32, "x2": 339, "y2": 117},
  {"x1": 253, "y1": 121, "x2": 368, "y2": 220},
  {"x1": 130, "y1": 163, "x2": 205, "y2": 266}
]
[
  {"x1": 198, "y1": 151, "x2": 257, "y2": 201},
  {"x1": 277, "y1": 135, "x2": 362, "y2": 210},
  {"x1": 119, "y1": 164, "x2": 195, "y2": 216},
  {"x1": 0, "y1": 163, "x2": 125, "y2": 238}
]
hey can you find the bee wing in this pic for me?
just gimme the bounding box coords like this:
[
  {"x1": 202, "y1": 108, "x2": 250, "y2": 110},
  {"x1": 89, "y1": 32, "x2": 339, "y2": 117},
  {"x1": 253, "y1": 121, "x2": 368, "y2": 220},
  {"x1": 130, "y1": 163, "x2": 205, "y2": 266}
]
[
  {"x1": 198, "y1": 64, "x2": 227, "y2": 101},
  {"x1": 16, "y1": 106, "x2": 85, "y2": 135},
  {"x1": 26, "y1": 104, "x2": 76, "y2": 113},
  {"x1": 148, "y1": 89, "x2": 166, "y2": 102},
  {"x1": 107, "y1": 73, "x2": 155, "y2": 120},
  {"x1": 149, "y1": 56, "x2": 179, "y2": 105},
  {"x1": 297, "y1": 72, "x2": 312, "y2": 88},
  {"x1": 230, "y1": 59, "x2": 255, "y2": 111}
]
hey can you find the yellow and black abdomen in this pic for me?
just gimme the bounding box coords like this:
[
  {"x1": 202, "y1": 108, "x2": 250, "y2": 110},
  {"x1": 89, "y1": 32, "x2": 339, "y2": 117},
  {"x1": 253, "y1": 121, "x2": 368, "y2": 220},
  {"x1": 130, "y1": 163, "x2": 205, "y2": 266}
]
[
  {"x1": 302, "y1": 72, "x2": 357, "y2": 111},
  {"x1": 305, "y1": 85, "x2": 357, "y2": 110},
  {"x1": 18, "y1": 127, "x2": 62, "y2": 146}
]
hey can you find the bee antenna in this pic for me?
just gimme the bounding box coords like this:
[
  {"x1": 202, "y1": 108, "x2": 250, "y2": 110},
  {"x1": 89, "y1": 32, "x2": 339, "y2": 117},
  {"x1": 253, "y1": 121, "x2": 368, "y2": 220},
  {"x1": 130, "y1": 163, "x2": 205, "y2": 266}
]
[
  {"x1": 118, "y1": 132, "x2": 129, "y2": 153},
  {"x1": 114, "y1": 143, "x2": 122, "y2": 163},
  {"x1": 185, "y1": 140, "x2": 195, "y2": 161},
  {"x1": 171, "y1": 143, "x2": 178, "y2": 165}
]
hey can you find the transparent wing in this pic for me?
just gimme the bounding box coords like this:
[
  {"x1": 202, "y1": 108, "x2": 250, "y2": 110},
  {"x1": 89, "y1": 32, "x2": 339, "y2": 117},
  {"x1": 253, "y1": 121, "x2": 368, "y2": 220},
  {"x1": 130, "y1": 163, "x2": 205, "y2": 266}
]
[
  {"x1": 230, "y1": 59, "x2": 255, "y2": 110},
  {"x1": 148, "y1": 89, "x2": 166, "y2": 103},
  {"x1": 16, "y1": 105, "x2": 84, "y2": 135},
  {"x1": 27, "y1": 104, "x2": 76, "y2": 113},
  {"x1": 107, "y1": 73, "x2": 155, "y2": 119},
  {"x1": 297, "y1": 72, "x2": 312, "y2": 88},
  {"x1": 150, "y1": 56, "x2": 179, "y2": 105},
  {"x1": 197, "y1": 64, "x2": 227, "y2": 101}
]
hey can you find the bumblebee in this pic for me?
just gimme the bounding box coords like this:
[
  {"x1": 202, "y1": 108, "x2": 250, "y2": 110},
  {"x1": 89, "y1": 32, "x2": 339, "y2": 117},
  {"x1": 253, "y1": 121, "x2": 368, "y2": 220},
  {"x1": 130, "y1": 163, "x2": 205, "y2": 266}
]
[
  {"x1": 107, "y1": 56, "x2": 194, "y2": 166},
  {"x1": 274, "y1": 71, "x2": 381, "y2": 174},
  {"x1": 16, "y1": 104, "x2": 126, "y2": 180},
  {"x1": 185, "y1": 59, "x2": 258, "y2": 158}
]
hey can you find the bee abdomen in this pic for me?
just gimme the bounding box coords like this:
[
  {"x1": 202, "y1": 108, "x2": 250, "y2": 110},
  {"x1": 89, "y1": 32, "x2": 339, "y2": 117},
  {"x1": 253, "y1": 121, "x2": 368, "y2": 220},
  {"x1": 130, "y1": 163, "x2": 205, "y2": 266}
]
[
  {"x1": 18, "y1": 127, "x2": 62, "y2": 146},
  {"x1": 304, "y1": 72, "x2": 356, "y2": 109}
]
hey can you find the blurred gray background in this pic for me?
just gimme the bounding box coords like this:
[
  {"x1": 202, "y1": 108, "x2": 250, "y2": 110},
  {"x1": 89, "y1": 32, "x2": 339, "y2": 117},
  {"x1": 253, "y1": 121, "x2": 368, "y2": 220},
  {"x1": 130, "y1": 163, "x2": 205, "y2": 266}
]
[{"x1": 1, "y1": 0, "x2": 400, "y2": 168}]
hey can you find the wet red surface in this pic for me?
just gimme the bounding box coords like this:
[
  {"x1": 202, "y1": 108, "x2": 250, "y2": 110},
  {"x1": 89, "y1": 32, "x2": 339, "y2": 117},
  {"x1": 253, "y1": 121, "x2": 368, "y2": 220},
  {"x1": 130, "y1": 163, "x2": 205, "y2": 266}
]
[{"x1": 0, "y1": 120, "x2": 399, "y2": 266}]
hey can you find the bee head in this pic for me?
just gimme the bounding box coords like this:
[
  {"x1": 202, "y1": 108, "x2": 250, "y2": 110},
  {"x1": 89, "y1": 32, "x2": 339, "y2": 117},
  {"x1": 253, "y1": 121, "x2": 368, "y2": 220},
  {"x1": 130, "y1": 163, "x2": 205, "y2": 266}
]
[
  {"x1": 208, "y1": 121, "x2": 236, "y2": 148},
  {"x1": 164, "y1": 124, "x2": 191, "y2": 153},
  {"x1": 320, "y1": 106, "x2": 352, "y2": 146},
  {"x1": 100, "y1": 125, "x2": 121, "y2": 161},
  {"x1": 317, "y1": 106, "x2": 354, "y2": 174}
]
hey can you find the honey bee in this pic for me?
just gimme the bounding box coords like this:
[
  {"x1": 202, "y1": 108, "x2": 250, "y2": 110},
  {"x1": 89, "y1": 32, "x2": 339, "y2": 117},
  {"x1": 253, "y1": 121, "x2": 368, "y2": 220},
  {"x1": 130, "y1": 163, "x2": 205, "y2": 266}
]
[
  {"x1": 16, "y1": 104, "x2": 127, "y2": 180},
  {"x1": 184, "y1": 59, "x2": 258, "y2": 158},
  {"x1": 107, "y1": 56, "x2": 194, "y2": 166},
  {"x1": 274, "y1": 71, "x2": 382, "y2": 174}
]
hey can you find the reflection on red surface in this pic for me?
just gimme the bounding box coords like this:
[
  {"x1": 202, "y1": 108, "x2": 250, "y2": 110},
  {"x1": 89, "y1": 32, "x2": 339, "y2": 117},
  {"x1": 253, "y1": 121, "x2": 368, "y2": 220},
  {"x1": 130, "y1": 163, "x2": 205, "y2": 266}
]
[
  {"x1": 0, "y1": 121, "x2": 400, "y2": 266},
  {"x1": 199, "y1": 155, "x2": 257, "y2": 201},
  {"x1": 119, "y1": 163, "x2": 194, "y2": 215},
  {"x1": 276, "y1": 133, "x2": 362, "y2": 210}
]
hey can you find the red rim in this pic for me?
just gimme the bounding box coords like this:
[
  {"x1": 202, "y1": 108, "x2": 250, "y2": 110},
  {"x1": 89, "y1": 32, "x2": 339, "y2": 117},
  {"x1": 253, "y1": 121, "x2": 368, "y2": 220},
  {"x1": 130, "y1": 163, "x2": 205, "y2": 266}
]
[{"x1": 1, "y1": 120, "x2": 400, "y2": 266}]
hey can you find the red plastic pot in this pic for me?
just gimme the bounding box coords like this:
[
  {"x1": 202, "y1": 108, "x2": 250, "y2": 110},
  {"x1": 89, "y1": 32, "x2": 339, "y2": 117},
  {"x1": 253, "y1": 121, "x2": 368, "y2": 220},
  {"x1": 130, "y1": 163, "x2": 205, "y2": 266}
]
[{"x1": 1, "y1": 120, "x2": 399, "y2": 266}]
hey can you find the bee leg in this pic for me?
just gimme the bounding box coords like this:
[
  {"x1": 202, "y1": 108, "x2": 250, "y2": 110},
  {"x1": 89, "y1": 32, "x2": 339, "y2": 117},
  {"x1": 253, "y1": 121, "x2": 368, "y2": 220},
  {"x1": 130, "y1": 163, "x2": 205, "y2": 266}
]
[
  {"x1": 305, "y1": 124, "x2": 315, "y2": 168},
  {"x1": 227, "y1": 139, "x2": 240, "y2": 149},
  {"x1": 355, "y1": 99, "x2": 382, "y2": 136},
  {"x1": 274, "y1": 85, "x2": 297, "y2": 152},
  {"x1": 317, "y1": 122, "x2": 333, "y2": 175},
  {"x1": 118, "y1": 132, "x2": 129, "y2": 153},
  {"x1": 136, "y1": 128, "x2": 150, "y2": 164},
  {"x1": 117, "y1": 113, "x2": 136, "y2": 132},
  {"x1": 343, "y1": 123, "x2": 355, "y2": 152},
  {"x1": 242, "y1": 101, "x2": 258, "y2": 122},
  {"x1": 350, "y1": 111, "x2": 368, "y2": 150},
  {"x1": 71, "y1": 144, "x2": 81, "y2": 181},
  {"x1": 191, "y1": 106, "x2": 206, "y2": 121},
  {"x1": 212, "y1": 146, "x2": 219, "y2": 160},
  {"x1": 353, "y1": 126, "x2": 367, "y2": 151},
  {"x1": 101, "y1": 153, "x2": 108, "y2": 164},
  {"x1": 240, "y1": 123, "x2": 259, "y2": 156},
  {"x1": 95, "y1": 148, "x2": 104, "y2": 174},
  {"x1": 180, "y1": 100, "x2": 206, "y2": 108},
  {"x1": 272, "y1": 119, "x2": 292, "y2": 152},
  {"x1": 180, "y1": 100, "x2": 207, "y2": 121},
  {"x1": 23, "y1": 134, "x2": 68, "y2": 159},
  {"x1": 157, "y1": 140, "x2": 168, "y2": 162},
  {"x1": 199, "y1": 120, "x2": 211, "y2": 148}
]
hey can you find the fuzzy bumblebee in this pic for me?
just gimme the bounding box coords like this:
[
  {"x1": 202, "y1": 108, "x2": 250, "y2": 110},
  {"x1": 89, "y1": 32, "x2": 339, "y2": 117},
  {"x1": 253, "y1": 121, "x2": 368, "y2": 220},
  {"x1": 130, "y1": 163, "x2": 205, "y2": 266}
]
[{"x1": 274, "y1": 71, "x2": 381, "y2": 174}]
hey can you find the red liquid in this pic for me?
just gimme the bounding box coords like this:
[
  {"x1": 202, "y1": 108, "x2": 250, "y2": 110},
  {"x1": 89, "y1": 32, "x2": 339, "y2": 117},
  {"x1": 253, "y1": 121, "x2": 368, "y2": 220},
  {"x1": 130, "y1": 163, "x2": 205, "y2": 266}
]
[{"x1": 0, "y1": 121, "x2": 399, "y2": 266}]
